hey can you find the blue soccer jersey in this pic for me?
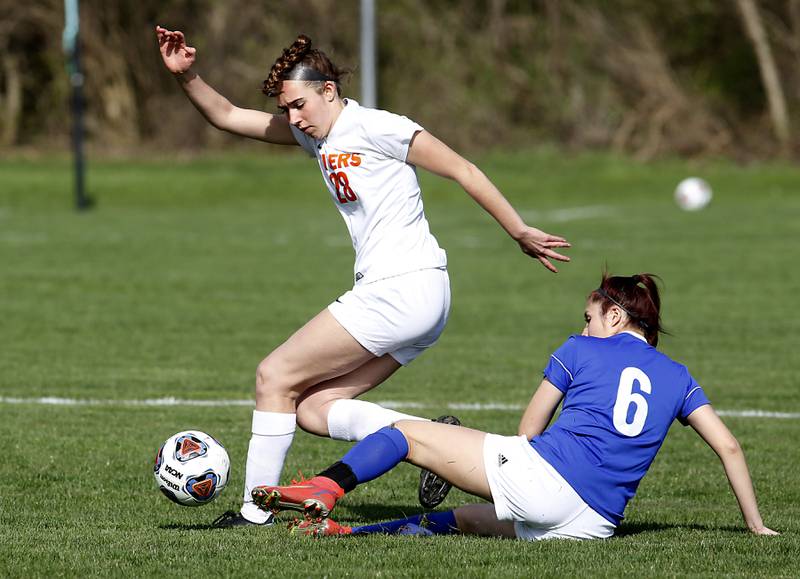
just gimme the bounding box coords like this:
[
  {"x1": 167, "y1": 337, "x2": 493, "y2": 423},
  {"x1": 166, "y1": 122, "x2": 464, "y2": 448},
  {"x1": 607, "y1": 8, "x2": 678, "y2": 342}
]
[{"x1": 531, "y1": 332, "x2": 710, "y2": 526}]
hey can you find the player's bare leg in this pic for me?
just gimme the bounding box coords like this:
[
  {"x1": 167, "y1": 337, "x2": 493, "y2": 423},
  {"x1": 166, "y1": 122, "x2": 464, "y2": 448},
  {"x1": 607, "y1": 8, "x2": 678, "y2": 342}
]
[
  {"x1": 254, "y1": 308, "x2": 377, "y2": 413},
  {"x1": 395, "y1": 420, "x2": 492, "y2": 500},
  {"x1": 251, "y1": 420, "x2": 490, "y2": 521},
  {"x1": 453, "y1": 504, "x2": 516, "y2": 538},
  {"x1": 216, "y1": 309, "x2": 375, "y2": 527},
  {"x1": 288, "y1": 504, "x2": 516, "y2": 538},
  {"x1": 221, "y1": 309, "x2": 428, "y2": 527},
  {"x1": 297, "y1": 361, "x2": 460, "y2": 508},
  {"x1": 294, "y1": 355, "x2": 402, "y2": 436}
]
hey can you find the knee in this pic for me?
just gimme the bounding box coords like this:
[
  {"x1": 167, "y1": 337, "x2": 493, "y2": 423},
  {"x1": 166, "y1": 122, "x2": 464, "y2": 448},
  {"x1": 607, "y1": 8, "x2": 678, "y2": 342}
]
[
  {"x1": 255, "y1": 356, "x2": 297, "y2": 402},
  {"x1": 295, "y1": 401, "x2": 330, "y2": 436},
  {"x1": 393, "y1": 420, "x2": 417, "y2": 440}
]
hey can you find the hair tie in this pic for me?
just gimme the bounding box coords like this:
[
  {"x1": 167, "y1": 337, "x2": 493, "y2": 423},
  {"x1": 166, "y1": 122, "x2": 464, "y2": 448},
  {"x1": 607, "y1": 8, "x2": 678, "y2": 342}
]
[
  {"x1": 282, "y1": 64, "x2": 334, "y2": 82},
  {"x1": 596, "y1": 287, "x2": 637, "y2": 320}
]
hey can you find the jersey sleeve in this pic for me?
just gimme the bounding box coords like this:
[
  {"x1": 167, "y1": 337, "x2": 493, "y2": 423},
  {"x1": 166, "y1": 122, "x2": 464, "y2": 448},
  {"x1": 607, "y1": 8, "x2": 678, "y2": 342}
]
[
  {"x1": 543, "y1": 336, "x2": 580, "y2": 393},
  {"x1": 677, "y1": 372, "x2": 711, "y2": 425},
  {"x1": 289, "y1": 125, "x2": 318, "y2": 157},
  {"x1": 362, "y1": 109, "x2": 424, "y2": 161}
]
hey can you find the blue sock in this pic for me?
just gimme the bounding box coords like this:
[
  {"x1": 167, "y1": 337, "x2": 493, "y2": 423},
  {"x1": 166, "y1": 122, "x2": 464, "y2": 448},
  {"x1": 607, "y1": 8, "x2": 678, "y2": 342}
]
[
  {"x1": 352, "y1": 510, "x2": 458, "y2": 535},
  {"x1": 340, "y1": 426, "x2": 409, "y2": 484}
]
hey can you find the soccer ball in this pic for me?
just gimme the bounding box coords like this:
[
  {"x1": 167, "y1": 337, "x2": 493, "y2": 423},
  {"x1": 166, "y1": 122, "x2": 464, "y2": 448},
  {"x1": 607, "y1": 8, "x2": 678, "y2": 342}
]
[
  {"x1": 674, "y1": 177, "x2": 712, "y2": 211},
  {"x1": 154, "y1": 430, "x2": 230, "y2": 507}
]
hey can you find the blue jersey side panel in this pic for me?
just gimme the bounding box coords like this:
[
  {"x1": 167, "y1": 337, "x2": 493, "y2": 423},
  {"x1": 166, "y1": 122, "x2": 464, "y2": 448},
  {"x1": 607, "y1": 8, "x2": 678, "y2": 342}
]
[{"x1": 532, "y1": 333, "x2": 710, "y2": 525}]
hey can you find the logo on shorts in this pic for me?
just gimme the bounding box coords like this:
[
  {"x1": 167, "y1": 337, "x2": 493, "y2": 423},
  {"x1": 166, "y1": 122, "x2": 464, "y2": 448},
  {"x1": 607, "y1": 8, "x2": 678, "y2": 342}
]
[
  {"x1": 355, "y1": 272, "x2": 364, "y2": 282},
  {"x1": 498, "y1": 453, "x2": 508, "y2": 467}
]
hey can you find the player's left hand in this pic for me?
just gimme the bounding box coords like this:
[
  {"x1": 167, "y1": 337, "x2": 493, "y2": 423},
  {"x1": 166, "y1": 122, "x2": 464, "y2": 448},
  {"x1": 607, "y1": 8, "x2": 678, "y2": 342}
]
[{"x1": 514, "y1": 226, "x2": 571, "y2": 273}]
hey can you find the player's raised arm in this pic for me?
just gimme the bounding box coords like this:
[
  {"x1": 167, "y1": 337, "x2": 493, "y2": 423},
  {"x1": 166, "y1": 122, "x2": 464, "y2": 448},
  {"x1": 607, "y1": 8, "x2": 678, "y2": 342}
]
[
  {"x1": 686, "y1": 405, "x2": 778, "y2": 536},
  {"x1": 406, "y1": 131, "x2": 571, "y2": 272},
  {"x1": 155, "y1": 26, "x2": 296, "y2": 145}
]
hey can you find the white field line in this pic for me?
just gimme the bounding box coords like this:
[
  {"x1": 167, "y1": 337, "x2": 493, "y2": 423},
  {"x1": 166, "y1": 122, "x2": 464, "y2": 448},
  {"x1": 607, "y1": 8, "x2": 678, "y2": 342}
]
[{"x1": 0, "y1": 396, "x2": 798, "y2": 419}]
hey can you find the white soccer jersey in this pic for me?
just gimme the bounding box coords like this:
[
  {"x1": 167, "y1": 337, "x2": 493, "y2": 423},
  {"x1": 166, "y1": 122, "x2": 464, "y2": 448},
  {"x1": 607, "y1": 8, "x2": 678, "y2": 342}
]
[{"x1": 290, "y1": 99, "x2": 447, "y2": 284}]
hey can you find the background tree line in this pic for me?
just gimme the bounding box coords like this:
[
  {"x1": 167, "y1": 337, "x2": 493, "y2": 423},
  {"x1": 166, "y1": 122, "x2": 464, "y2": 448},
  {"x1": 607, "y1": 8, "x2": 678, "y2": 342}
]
[{"x1": 2, "y1": 0, "x2": 799, "y2": 159}]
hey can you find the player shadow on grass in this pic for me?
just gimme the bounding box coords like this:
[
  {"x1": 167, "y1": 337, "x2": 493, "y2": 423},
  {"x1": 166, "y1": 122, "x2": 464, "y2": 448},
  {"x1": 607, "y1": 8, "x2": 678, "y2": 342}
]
[
  {"x1": 342, "y1": 507, "x2": 747, "y2": 537},
  {"x1": 614, "y1": 521, "x2": 745, "y2": 537},
  {"x1": 343, "y1": 503, "x2": 444, "y2": 523},
  {"x1": 157, "y1": 504, "x2": 445, "y2": 531},
  {"x1": 343, "y1": 506, "x2": 749, "y2": 538},
  {"x1": 158, "y1": 509, "x2": 745, "y2": 535}
]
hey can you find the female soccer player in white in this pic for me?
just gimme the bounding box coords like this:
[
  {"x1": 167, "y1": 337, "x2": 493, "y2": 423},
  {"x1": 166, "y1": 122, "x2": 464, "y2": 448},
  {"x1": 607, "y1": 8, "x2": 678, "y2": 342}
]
[
  {"x1": 253, "y1": 273, "x2": 778, "y2": 540},
  {"x1": 155, "y1": 28, "x2": 571, "y2": 527}
]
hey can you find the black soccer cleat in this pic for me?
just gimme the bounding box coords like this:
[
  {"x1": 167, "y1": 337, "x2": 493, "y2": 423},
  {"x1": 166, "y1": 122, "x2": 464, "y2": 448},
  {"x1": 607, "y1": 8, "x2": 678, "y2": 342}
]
[
  {"x1": 418, "y1": 415, "x2": 461, "y2": 509},
  {"x1": 211, "y1": 510, "x2": 274, "y2": 528}
]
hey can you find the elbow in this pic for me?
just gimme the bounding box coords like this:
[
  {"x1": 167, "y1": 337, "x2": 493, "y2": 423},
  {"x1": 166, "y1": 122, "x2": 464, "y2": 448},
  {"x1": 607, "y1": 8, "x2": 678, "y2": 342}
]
[
  {"x1": 453, "y1": 160, "x2": 481, "y2": 185},
  {"x1": 718, "y1": 436, "x2": 742, "y2": 458},
  {"x1": 517, "y1": 420, "x2": 538, "y2": 440},
  {"x1": 208, "y1": 114, "x2": 231, "y2": 132},
  {"x1": 207, "y1": 104, "x2": 236, "y2": 132},
  {"x1": 199, "y1": 111, "x2": 225, "y2": 131}
]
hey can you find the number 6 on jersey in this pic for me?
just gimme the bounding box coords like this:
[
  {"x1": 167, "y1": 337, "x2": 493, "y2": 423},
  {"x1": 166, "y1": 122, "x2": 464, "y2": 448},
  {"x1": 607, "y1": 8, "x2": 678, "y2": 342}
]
[{"x1": 613, "y1": 367, "x2": 652, "y2": 436}]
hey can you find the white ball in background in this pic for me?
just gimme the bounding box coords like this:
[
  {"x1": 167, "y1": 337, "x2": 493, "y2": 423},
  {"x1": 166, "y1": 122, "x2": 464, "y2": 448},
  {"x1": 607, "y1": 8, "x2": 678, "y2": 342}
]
[{"x1": 674, "y1": 177, "x2": 712, "y2": 211}]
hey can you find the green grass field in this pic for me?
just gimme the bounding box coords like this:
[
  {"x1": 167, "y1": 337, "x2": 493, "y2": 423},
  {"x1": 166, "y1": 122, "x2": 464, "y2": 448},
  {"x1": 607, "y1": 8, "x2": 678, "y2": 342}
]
[{"x1": 1, "y1": 150, "x2": 798, "y2": 577}]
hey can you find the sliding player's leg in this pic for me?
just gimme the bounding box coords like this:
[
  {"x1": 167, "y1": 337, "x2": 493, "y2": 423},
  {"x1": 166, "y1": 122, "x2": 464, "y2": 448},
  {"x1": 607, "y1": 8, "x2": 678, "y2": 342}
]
[
  {"x1": 251, "y1": 419, "x2": 488, "y2": 518},
  {"x1": 291, "y1": 501, "x2": 515, "y2": 538}
]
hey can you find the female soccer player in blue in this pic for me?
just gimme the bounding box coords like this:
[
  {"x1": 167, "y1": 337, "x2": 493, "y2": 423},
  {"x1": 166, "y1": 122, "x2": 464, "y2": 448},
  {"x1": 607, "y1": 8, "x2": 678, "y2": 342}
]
[{"x1": 252, "y1": 273, "x2": 778, "y2": 539}]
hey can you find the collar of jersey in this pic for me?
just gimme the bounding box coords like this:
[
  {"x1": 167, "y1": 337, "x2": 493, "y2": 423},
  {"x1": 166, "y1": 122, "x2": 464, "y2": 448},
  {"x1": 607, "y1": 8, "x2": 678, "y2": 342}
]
[
  {"x1": 620, "y1": 330, "x2": 647, "y2": 342},
  {"x1": 323, "y1": 98, "x2": 359, "y2": 143}
]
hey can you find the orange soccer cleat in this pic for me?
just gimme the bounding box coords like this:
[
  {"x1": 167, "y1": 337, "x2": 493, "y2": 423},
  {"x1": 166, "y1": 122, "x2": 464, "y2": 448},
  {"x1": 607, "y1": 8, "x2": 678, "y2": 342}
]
[
  {"x1": 290, "y1": 517, "x2": 353, "y2": 537},
  {"x1": 251, "y1": 475, "x2": 344, "y2": 518}
]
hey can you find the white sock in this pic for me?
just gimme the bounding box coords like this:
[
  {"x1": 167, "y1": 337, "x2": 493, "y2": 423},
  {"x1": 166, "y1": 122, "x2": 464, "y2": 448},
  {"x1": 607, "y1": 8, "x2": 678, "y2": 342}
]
[
  {"x1": 240, "y1": 410, "x2": 296, "y2": 523},
  {"x1": 327, "y1": 399, "x2": 426, "y2": 442}
]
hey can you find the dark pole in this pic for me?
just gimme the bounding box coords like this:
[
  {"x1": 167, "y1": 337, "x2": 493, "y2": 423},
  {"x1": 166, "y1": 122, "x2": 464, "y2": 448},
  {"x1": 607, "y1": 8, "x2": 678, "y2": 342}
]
[
  {"x1": 69, "y1": 42, "x2": 90, "y2": 210},
  {"x1": 64, "y1": 0, "x2": 92, "y2": 211}
]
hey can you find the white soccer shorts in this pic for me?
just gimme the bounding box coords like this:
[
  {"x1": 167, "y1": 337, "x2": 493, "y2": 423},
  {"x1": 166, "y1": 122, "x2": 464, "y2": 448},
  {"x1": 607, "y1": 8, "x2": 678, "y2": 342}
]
[
  {"x1": 483, "y1": 433, "x2": 616, "y2": 541},
  {"x1": 327, "y1": 266, "x2": 450, "y2": 365}
]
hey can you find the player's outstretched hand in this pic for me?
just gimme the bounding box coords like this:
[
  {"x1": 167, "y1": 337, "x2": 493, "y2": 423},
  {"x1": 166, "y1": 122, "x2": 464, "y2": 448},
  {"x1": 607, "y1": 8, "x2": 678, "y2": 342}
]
[
  {"x1": 155, "y1": 25, "x2": 196, "y2": 75},
  {"x1": 751, "y1": 526, "x2": 779, "y2": 536},
  {"x1": 515, "y1": 226, "x2": 571, "y2": 273}
]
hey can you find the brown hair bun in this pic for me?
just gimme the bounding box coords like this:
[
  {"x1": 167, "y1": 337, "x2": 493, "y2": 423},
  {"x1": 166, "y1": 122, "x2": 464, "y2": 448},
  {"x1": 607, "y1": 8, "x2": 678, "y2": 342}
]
[{"x1": 263, "y1": 34, "x2": 346, "y2": 97}]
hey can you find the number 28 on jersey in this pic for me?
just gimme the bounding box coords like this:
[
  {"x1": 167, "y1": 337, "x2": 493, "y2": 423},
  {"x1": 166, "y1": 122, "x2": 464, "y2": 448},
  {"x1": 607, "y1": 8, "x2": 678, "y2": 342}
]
[{"x1": 322, "y1": 153, "x2": 361, "y2": 204}]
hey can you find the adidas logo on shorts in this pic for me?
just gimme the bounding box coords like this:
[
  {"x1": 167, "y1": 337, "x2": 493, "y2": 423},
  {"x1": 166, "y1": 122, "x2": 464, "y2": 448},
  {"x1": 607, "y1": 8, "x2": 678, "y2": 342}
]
[{"x1": 498, "y1": 453, "x2": 508, "y2": 467}]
